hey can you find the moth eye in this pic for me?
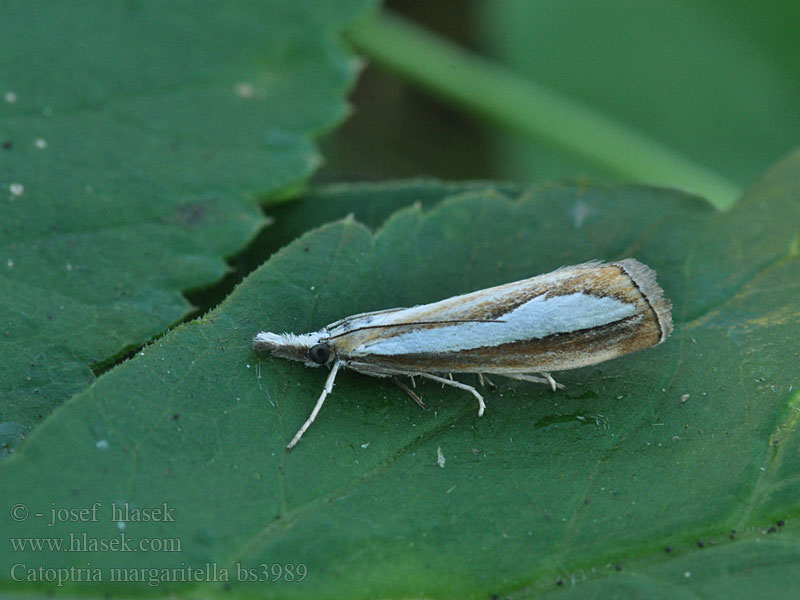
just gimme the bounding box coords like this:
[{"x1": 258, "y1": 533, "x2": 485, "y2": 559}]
[{"x1": 309, "y1": 343, "x2": 331, "y2": 365}]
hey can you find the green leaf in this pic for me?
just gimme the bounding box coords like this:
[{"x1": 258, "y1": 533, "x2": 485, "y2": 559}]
[
  {"x1": 250, "y1": 179, "x2": 519, "y2": 258},
  {"x1": 1, "y1": 154, "x2": 798, "y2": 597},
  {"x1": 0, "y1": 0, "x2": 373, "y2": 427}
]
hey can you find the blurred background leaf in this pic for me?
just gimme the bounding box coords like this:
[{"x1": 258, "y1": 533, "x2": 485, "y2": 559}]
[
  {"x1": 323, "y1": 1, "x2": 800, "y2": 209},
  {"x1": 475, "y1": 0, "x2": 800, "y2": 188}
]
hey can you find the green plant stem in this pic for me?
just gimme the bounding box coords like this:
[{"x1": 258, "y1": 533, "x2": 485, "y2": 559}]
[{"x1": 347, "y1": 11, "x2": 742, "y2": 210}]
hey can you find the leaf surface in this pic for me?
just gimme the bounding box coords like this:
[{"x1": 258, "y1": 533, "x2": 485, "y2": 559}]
[
  {"x1": 0, "y1": 0, "x2": 372, "y2": 428},
  {"x1": 1, "y1": 156, "x2": 799, "y2": 597}
]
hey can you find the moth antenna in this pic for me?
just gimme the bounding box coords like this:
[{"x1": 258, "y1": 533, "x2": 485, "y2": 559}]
[{"x1": 286, "y1": 360, "x2": 342, "y2": 450}]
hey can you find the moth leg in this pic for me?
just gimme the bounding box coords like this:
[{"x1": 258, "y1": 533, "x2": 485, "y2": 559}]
[
  {"x1": 419, "y1": 373, "x2": 486, "y2": 417},
  {"x1": 541, "y1": 372, "x2": 563, "y2": 391},
  {"x1": 392, "y1": 376, "x2": 427, "y2": 410},
  {"x1": 504, "y1": 373, "x2": 564, "y2": 391},
  {"x1": 435, "y1": 373, "x2": 455, "y2": 389},
  {"x1": 478, "y1": 373, "x2": 496, "y2": 389},
  {"x1": 286, "y1": 360, "x2": 342, "y2": 451}
]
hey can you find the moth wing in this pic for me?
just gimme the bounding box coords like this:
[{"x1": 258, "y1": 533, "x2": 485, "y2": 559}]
[{"x1": 326, "y1": 261, "x2": 669, "y2": 372}]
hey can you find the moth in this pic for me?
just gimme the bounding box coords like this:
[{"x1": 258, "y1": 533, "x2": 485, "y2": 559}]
[{"x1": 254, "y1": 259, "x2": 672, "y2": 449}]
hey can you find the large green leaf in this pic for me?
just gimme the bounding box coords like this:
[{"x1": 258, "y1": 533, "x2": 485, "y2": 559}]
[
  {"x1": 1, "y1": 154, "x2": 798, "y2": 597},
  {"x1": 0, "y1": 0, "x2": 372, "y2": 429}
]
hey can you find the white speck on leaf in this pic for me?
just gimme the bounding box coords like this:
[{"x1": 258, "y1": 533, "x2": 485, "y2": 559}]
[
  {"x1": 235, "y1": 82, "x2": 255, "y2": 98},
  {"x1": 9, "y1": 183, "x2": 24, "y2": 196},
  {"x1": 436, "y1": 446, "x2": 446, "y2": 468},
  {"x1": 572, "y1": 201, "x2": 593, "y2": 228}
]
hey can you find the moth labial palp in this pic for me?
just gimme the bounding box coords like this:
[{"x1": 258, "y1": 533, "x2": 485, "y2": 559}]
[{"x1": 253, "y1": 258, "x2": 673, "y2": 450}]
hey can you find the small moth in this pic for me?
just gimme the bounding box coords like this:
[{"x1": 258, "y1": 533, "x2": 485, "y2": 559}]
[{"x1": 254, "y1": 259, "x2": 672, "y2": 449}]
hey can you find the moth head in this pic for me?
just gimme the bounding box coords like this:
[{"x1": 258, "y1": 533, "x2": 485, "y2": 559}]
[{"x1": 252, "y1": 331, "x2": 334, "y2": 367}]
